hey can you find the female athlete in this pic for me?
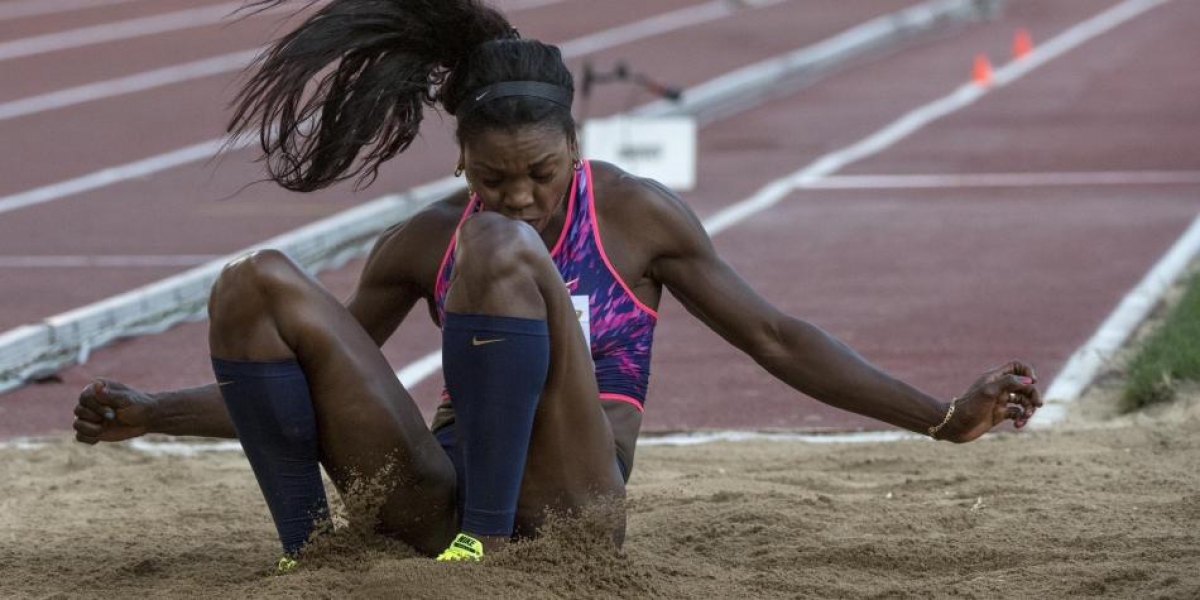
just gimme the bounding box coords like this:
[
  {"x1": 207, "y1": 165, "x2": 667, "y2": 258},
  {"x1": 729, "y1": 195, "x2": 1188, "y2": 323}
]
[{"x1": 71, "y1": 0, "x2": 1042, "y2": 566}]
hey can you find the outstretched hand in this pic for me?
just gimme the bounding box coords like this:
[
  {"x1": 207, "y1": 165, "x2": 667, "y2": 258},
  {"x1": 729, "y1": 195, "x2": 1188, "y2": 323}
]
[
  {"x1": 940, "y1": 361, "x2": 1042, "y2": 443},
  {"x1": 73, "y1": 379, "x2": 153, "y2": 444}
]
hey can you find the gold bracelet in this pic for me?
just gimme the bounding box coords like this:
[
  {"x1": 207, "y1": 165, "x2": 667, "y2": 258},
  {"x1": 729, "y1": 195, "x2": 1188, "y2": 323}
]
[{"x1": 928, "y1": 398, "x2": 957, "y2": 439}]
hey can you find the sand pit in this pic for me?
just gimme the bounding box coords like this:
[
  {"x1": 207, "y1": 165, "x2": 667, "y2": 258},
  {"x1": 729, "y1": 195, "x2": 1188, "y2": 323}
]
[{"x1": 3, "y1": 382, "x2": 1198, "y2": 599}]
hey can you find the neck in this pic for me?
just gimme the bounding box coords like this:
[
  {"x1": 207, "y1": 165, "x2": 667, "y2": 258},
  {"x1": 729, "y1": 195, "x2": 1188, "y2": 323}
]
[{"x1": 538, "y1": 171, "x2": 575, "y2": 250}]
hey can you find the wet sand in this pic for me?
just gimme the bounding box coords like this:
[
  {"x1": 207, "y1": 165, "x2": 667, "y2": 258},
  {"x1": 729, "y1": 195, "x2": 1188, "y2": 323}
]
[{"x1": 3, "y1": 380, "x2": 1198, "y2": 599}]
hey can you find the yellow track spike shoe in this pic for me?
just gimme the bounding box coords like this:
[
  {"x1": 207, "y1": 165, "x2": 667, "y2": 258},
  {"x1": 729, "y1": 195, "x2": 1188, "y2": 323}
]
[
  {"x1": 436, "y1": 533, "x2": 484, "y2": 562},
  {"x1": 275, "y1": 556, "x2": 300, "y2": 575}
]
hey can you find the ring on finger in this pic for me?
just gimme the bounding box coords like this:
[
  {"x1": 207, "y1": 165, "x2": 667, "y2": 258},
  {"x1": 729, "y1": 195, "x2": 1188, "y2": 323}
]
[{"x1": 1007, "y1": 392, "x2": 1018, "y2": 402}]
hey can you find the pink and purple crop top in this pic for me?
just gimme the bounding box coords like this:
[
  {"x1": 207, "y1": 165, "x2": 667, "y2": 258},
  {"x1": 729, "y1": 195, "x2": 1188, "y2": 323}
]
[{"x1": 434, "y1": 161, "x2": 657, "y2": 411}]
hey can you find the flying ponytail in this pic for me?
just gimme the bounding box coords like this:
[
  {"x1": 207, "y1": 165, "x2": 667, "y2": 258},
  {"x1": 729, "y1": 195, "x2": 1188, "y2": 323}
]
[{"x1": 228, "y1": 0, "x2": 518, "y2": 192}]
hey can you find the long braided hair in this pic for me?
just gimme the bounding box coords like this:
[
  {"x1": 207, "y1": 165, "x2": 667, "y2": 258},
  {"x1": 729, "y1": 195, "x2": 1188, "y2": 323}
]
[{"x1": 230, "y1": 0, "x2": 576, "y2": 191}]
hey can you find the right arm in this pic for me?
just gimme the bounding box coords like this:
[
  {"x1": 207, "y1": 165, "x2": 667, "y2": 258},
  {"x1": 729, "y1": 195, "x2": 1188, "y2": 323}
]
[
  {"x1": 74, "y1": 380, "x2": 237, "y2": 442},
  {"x1": 73, "y1": 208, "x2": 445, "y2": 444}
]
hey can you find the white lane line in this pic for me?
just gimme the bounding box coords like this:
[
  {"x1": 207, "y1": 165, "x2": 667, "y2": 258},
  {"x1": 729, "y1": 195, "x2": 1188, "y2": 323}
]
[
  {"x1": 0, "y1": 429, "x2": 919, "y2": 451},
  {"x1": 806, "y1": 171, "x2": 1200, "y2": 190},
  {"x1": 0, "y1": 137, "x2": 243, "y2": 216},
  {"x1": 387, "y1": 0, "x2": 1173, "y2": 391},
  {"x1": 0, "y1": 0, "x2": 150, "y2": 22},
  {"x1": 702, "y1": 0, "x2": 1170, "y2": 236},
  {"x1": 497, "y1": 0, "x2": 575, "y2": 10},
  {"x1": 560, "y1": 0, "x2": 787, "y2": 58},
  {"x1": 1035, "y1": 214, "x2": 1200, "y2": 423},
  {"x1": 0, "y1": 49, "x2": 261, "y2": 122},
  {"x1": 0, "y1": 255, "x2": 220, "y2": 268},
  {"x1": 127, "y1": 438, "x2": 244, "y2": 456},
  {"x1": 0, "y1": 2, "x2": 292, "y2": 62},
  {"x1": 396, "y1": 351, "x2": 445, "y2": 389},
  {"x1": 638, "y1": 429, "x2": 920, "y2": 446},
  {"x1": 0, "y1": 0, "x2": 790, "y2": 216},
  {"x1": 0, "y1": 438, "x2": 51, "y2": 450}
]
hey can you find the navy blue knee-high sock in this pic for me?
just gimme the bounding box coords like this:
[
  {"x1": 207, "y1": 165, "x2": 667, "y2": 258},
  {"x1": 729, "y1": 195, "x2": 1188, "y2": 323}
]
[
  {"x1": 211, "y1": 357, "x2": 329, "y2": 556},
  {"x1": 442, "y1": 313, "x2": 549, "y2": 537}
]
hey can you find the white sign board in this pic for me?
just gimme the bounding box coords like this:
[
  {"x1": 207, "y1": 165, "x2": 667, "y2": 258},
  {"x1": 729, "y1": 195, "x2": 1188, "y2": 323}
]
[{"x1": 582, "y1": 116, "x2": 697, "y2": 191}]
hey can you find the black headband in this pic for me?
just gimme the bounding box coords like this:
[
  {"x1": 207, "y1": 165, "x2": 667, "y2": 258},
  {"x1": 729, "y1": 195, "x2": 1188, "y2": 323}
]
[{"x1": 454, "y1": 81, "x2": 573, "y2": 119}]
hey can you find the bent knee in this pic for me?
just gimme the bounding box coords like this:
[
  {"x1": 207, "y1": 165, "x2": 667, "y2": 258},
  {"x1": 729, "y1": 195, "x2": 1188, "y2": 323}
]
[
  {"x1": 210, "y1": 250, "x2": 300, "y2": 315},
  {"x1": 454, "y1": 213, "x2": 548, "y2": 282},
  {"x1": 216, "y1": 249, "x2": 300, "y2": 293},
  {"x1": 208, "y1": 250, "x2": 301, "y2": 356}
]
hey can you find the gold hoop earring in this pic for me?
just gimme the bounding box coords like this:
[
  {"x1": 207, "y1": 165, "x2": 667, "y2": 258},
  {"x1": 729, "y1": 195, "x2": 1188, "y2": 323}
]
[{"x1": 572, "y1": 158, "x2": 582, "y2": 170}]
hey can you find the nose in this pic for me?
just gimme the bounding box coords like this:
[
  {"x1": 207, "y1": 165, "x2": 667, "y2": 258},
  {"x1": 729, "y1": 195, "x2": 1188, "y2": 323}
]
[{"x1": 501, "y1": 184, "x2": 535, "y2": 213}]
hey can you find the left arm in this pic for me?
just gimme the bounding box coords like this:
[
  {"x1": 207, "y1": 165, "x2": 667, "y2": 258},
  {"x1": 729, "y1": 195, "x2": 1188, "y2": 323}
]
[{"x1": 641, "y1": 181, "x2": 1040, "y2": 442}]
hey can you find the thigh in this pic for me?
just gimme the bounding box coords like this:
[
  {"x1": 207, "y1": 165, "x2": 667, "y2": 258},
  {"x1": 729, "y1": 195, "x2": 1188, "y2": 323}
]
[
  {"x1": 515, "y1": 265, "x2": 626, "y2": 533},
  {"x1": 301, "y1": 307, "x2": 458, "y2": 554},
  {"x1": 213, "y1": 251, "x2": 458, "y2": 555}
]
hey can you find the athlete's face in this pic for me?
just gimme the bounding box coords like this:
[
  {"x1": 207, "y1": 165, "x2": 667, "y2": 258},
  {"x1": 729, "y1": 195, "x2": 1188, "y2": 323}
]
[{"x1": 461, "y1": 126, "x2": 577, "y2": 234}]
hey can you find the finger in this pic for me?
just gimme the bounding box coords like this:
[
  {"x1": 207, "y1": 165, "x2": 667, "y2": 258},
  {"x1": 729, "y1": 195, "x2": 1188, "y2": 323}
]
[
  {"x1": 1015, "y1": 406, "x2": 1036, "y2": 429},
  {"x1": 993, "y1": 371, "x2": 1040, "y2": 424},
  {"x1": 79, "y1": 393, "x2": 115, "y2": 421},
  {"x1": 90, "y1": 381, "x2": 123, "y2": 414},
  {"x1": 982, "y1": 374, "x2": 1034, "y2": 401},
  {"x1": 1027, "y1": 382, "x2": 1043, "y2": 407},
  {"x1": 96, "y1": 377, "x2": 129, "y2": 392},
  {"x1": 74, "y1": 404, "x2": 103, "y2": 423},
  {"x1": 1004, "y1": 405, "x2": 1022, "y2": 423},
  {"x1": 982, "y1": 366, "x2": 1009, "y2": 384},
  {"x1": 999, "y1": 374, "x2": 1039, "y2": 400},
  {"x1": 1000, "y1": 385, "x2": 1038, "y2": 421},
  {"x1": 73, "y1": 418, "x2": 103, "y2": 438},
  {"x1": 75, "y1": 431, "x2": 100, "y2": 445},
  {"x1": 1012, "y1": 402, "x2": 1036, "y2": 429},
  {"x1": 1002, "y1": 360, "x2": 1038, "y2": 384},
  {"x1": 1009, "y1": 378, "x2": 1042, "y2": 408}
]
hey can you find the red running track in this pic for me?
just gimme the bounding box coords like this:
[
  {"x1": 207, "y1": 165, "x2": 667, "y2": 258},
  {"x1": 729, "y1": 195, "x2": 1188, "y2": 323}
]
[
  {"x1": 0, "y1": 0, "x2": 916, "y2": 330},
  {"x1": 2, "y1": 0, "x2": 1198, "y2": 438}
]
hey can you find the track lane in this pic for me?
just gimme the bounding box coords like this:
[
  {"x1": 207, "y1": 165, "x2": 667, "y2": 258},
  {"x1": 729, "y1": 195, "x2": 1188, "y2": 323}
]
[
  {"x1": 0, "y1": 0, "x2": 698, "y2": 184},
  {"x1": 8, "y1": 0, "x2": 1191, "y2": 438},
  {"x1": 649, "y1": 187, "x2": 1199, "y2": 431},
  {"x1": 674, "y1": 0, "x2": 1115, "y2": 220},
  {"x1": 0, "y1": 3, "x2": 299, "y2": 103},
  {"x1": 0, "y1": 0, "x2": 233, "y2": 39},
  {"x1": 841, "y1": 0, "x2": 1200, "y2": 175},
  {"x1": 0, "y1": 1, "x2": 936, "y2": 436},
  {"x1": 386, "y1": 0, "x2": 1199, "y2": 430},
  {"x1": 0, "y1": 2, "x2": 302, "y2": 64},
  {"x1": 646, "y1": 0, "x2": 1199, "y2": 430},
  {"x1": 0, "y1": 0, "x2": 914, "y2": 330}
]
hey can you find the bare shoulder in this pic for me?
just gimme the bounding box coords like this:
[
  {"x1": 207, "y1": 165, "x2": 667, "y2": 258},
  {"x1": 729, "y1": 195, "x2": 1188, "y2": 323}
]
[
  {"x1": 361, "y1": 189, "x2": 470, "y2": 294},
  {"x1": 589, "y1": 160, "x2": 685, "y2": 213},
  {"x1": 375, "y1": 191, "x2": 467, "y2": 249},
  {"x1": 589, "y1": 160, "x2": 707, "y2": 258}
]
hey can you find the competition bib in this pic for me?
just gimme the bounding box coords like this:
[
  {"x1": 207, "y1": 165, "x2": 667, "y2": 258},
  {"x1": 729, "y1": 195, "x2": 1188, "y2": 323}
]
[{"x1": 571, "y1": 294, "x2": 591, "y2": 348}]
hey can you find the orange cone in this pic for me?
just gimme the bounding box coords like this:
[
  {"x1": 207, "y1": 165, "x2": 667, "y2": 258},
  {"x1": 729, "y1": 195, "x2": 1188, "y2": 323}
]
[
  {"x1": 971, "y1": 53, "x2": 993, "y2": 86},
  {"x1": 1013, "y1": 28, "x2": 1034, "y2": 59}
]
